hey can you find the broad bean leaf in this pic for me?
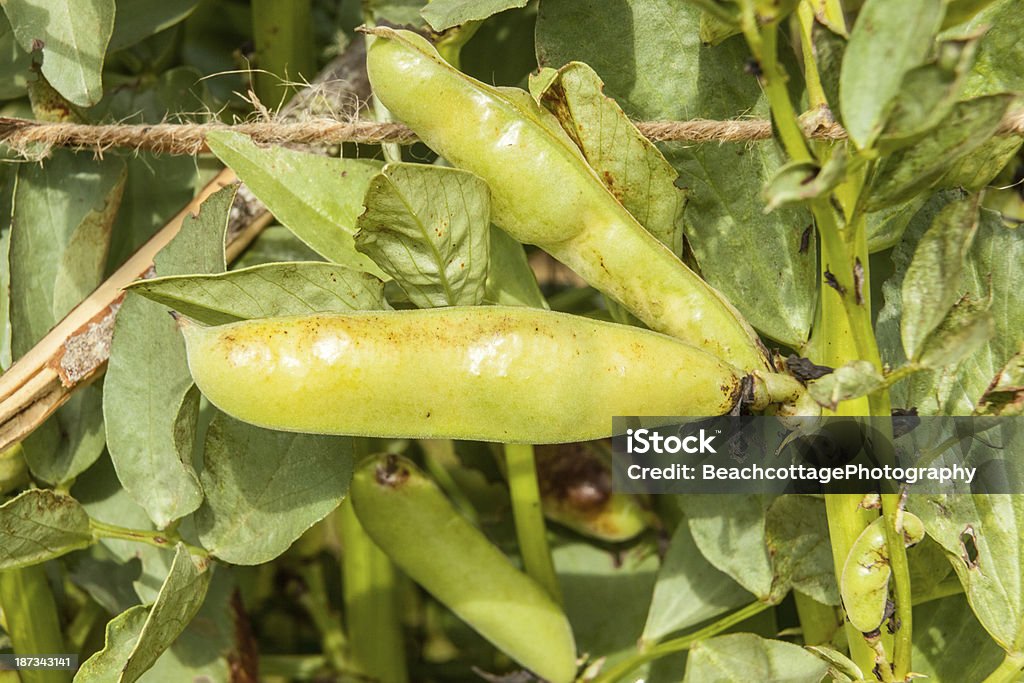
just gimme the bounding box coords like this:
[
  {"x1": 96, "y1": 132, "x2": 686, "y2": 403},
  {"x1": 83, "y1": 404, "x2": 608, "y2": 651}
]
[
  {"x1": 866, "y1": 193, "x2": 930, "y2": 253},
  {"x1": 975, "y1": 345, "x2": 1024, "y2": 416},
  {"x1": 10, "y1": 151, "x2": 126, "y2": 484},
  {"x1": 641, "y1": 520, "x2": 751, "y2": 644},
  {"x1": 764, "y1": 495, "x2": 838, "y2": 605},
  {"x1": 128, "y1": 262, "x2": 389, "y2": 325},
  {"x1": 763, "y1": 151, "x2": 846, "y2": 212},
  {"x1": 196, "y1": 413, "x2": 353, "y2": 565},
  {"x1": 0, "y1": 489, "x2": 93, "y2": 569},
  {"x1": 76, "y1": 544, "x2": 212, "y2": 683},
  {"x1": 900, "y1": 194, "x2": 980, "y2": 361},
  {"x1": 1, "y1": 0, "x2": 114, "y2": 106},
  {"x1": 534, "y1": 61, "x2": 686, "y2": 256},
  {"x1": 109, "y1": 0, "x2": 201, "y2": 52},
  {"x1": 483, "y1": 225, "x2": 547, "y2": 308},
  {"x1": 866, "y1": 94, "x2": 1015, "y2": 211},
  {"x1": 0, "y1": 11, "x2": 30, "y2": 99},
  {"x1": 205, "y1": 131, "x2": 384, "y2": 276},
  {"x1": 911, "y1": 494, "x2": 1024, "y2": 653},
  {"x1": 67, "y1": 544, "x2": 144, "y2": 615},
  {"x1": 912, "y1": 593, "x2": 1005, "y2": 681},
  {"x1": 808, "y1": 360, "x2": 885, "y2": 410},
  {"x1": 682, "y1": 633, "x2": 829, "y2": 683},
  {"x1": 839, "y1": 0, "x2": 944, "y2": 150},
  {"x1": 950, "y1": 0, "x2": 1024, "y2": 98},
  {"x1": 938, "y1": 134, "x2": 1023, "y2": 192},
  {"x1": 811, "y1": 19, "x2": 845, "y2": 114},
  {"x1": 880, "y1": 204, "x2": 1024, "y2": 415},
  {"x1": 421, "y1": 0, "x2": 528, "y2": 31},
  {"x1": 105, "y1": 186, "x2": 235, "y2": 528},
  {"x1": 233, "y1": 225, "x2": 322, "y2": 268},
  {"x1": 355, "y1": 163, "x2": 490, "y2": 308},
  {"x1": 916, "y1": 295, "x2": 995, "y2": 369},
  {"x1": 536, "y1": 0, "x2": 815, "y2": 346}
]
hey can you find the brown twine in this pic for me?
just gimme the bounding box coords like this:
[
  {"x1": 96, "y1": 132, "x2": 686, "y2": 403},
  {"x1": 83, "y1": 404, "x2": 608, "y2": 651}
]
[{"x1": 1, "y1": 108, "x2": 1021, "y2": 157}]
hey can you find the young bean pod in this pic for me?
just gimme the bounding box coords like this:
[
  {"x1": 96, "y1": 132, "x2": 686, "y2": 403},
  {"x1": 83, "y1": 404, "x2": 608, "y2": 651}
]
[
  {"x1": 840, "y1": 513, "x2": 925, "y2": 633},
  {"x1": 363, "y1": 27, "x2": 769, "y2": 372},
  {"x1": 178, "y1": 306, "x2": 746, "y2": 443},
  {"x1": 351, "y1": 453, "x2": 578, "y2": 683}
]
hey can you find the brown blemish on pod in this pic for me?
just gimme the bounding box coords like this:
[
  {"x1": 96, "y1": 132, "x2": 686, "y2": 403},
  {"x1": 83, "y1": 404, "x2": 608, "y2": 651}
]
[{"x1": 376, "y1": 454, "x2": 411, "y2": 488}]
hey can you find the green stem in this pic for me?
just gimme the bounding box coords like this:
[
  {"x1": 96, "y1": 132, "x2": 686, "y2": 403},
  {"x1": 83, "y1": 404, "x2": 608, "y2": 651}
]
[
  {"x1": 0, "y1": 566, "x2": 71, "y2": 683},
  {"x1": 251, "y1": 0, "x2": 316, "y2": 107},
  {"x1": 982, "y1": 652, "x2": 1024, "y2": 683},
  {"x1": 592, "y1": 601, "x2": 772, "y2": 683},
  {"x1": 793, "y1": 591, "x2": 840, "y2": 645},
  {"x1": 338, "y1": 498, "x2": 409, "y2": 683},
  {"x1": 361, "y1": 13, "x2": 402, "y2": 164},
  {"x1": 504, "y1": 443, "x2": 561, "y2": 604},
  {"x1": 88, "y1": 519, "x2": 208, "y2": 557},
  {"x1": 296, "y1": 561, "x2": 348, "y2": 673},
  {"x1": 796, "y1": 2, "x2": 828, "y2": 110},
  {"x1": 881, "y1": 494, "x2": 913, "y2": 680},
  {"x1": 755, "y1": 23, "x2": 813, "y2": 163}
]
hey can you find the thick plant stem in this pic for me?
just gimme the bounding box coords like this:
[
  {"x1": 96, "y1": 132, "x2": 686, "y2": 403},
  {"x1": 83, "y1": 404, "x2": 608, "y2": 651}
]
[
  {"x1": 592, "y1": 601, "x2": 772, "y2": 683},
  {"x1": 251, "y1": 0, "x2": 316, "y2": 107},
  {"x1": 882, "y1": 493, "x2": 913, "y2": 680},
  {"x1": 0, "y1": 566, "x2": 70, "y2": 683},
  {"x1": 338, "y1": 498, "x2": 409, "y2": 683},
  {"x1": 981, "y1": 652, "x2": 1024, "y2": 683},
  {"x1": 794, "y1": 591, "x2": 840, "y2": 645},
  {"x1": 504, "y1": 443, "x2": 562, "y2": 604}
]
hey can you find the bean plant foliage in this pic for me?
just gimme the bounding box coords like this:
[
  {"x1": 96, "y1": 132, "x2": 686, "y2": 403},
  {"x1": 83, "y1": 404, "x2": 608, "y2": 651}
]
[{"x1": 0, "y1": 0, "x2": 1022, "y2": 682}]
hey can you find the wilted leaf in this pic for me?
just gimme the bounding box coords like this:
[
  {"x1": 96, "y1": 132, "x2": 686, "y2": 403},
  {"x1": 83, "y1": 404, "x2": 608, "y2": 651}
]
[
  {"x1": 839, "y1": 0, "x2": 944, "y2": 149},
  {"x1": 128, "y1": 262, "x2": 389, "y2": 325},
  {"x1": 535, "y1": 61, "x2": 687, "y2": 255},
  {"x1": 0, "y1": 489, "x2": 93, "y2": 569},
  {"x1": 975, "y1": 345, "x2": 1024, "y2": 416},
  {"x1": 900, "y1": 195, "x2": 981, "y2": 360},
  {"x1": 1, "y1": 0, "x2": 114, "y2": 106},
  {"x1": 683, "y1": 633, "x2": 830, "y2": 682},
  {"x1": 77, "y1": 604, "x2": 150, "y2": 682},
  {"x1": 205, "y1": 131, "x2": 384, "y2": 275},
  {"x1": 808, "y1": 360, "x2": 885, "y2": 410},
  {"x1": 916, "y1": 295, "x2": 995, "y2": 368},
  {"x1": 641, "y1": 519, "x2": 751, "y2": 644},
  {"x1": 866, "y1": 95, "x2": 1015, "y2": 210},
  {"x1": 105, "y1": 186, "x2": 236, "y2": 528},
  {"x1": 355, "y1": 163, "x2": 490, "y2": 308},
  {"x1": 196, "y1": 413, "x2": 353, "y2": 565},
  {"x1": 421, "y1": 0, "x2": 528, "y2": 31}
]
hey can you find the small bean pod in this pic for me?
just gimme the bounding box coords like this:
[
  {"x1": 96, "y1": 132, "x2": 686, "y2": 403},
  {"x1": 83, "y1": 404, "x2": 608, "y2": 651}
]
[
  {"x1": 351, "y1": 453, "x2": 578, "y2": 683},
  {"x1": 178, "y1": 306, "x2": 746, "y2": 443},
  {"x1": 840, "y1": 513, "x2": 925, "y2": 633},
  {"x1": 364, "y1": 27, "x2": 768, "y2": 372}
]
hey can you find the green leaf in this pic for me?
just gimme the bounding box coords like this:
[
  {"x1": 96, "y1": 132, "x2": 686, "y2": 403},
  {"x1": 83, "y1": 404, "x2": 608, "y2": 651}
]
[
  {"x1": 76, "y1": 544, "x2": 212, "y2": 683},
  {"x1": 109, "y1": 0, "x2": 201, "y2": 51},
  {"x1": 127, "y1": 262, "x2": 389, "y2": 326},
  {"x1": 912, "y1": 494, "x2": 1024, "y2": 652},
  {"x1": 951, "y1": 0, "x2": 1024, "y2": 97},
  {"x1": 765, "y1": 495, "x2": 838, "y2": 605},
  {"x1": 762, "y1": 150, "x2": 846, "y2": 212},
  {"x1": 866, "y1": 193, "x2": 931, "y2": 253},
  {"x1": 975, "y1": 345, "x2": 1024, "y2": 415},
  {"x1": 536, "y1": 0, "x2": 815, "y2": 345},
  {"x1": 900, "y1": 194, "x2": 981, "y2": 361},
  {"x1": 683, "y1": 633, "x2": 830, "y2": 682},
  {"x1": 355, "y1": 163, "x2": 490, "y2": 308},
  {"x1": 196, "y1": 413, "x2": 353, "y2": 565},
  {"x1": 641, "y1": 519, "x2": 751, "y2": 644},
  {"x1": 10, "y1": 151, "x2": 126, "y2": 484},
  {"x1": 483, "y1": 225, "x2": 547, "y2": 308},
  {"x1": 421, "y1": 0, "x2": 528, "y2": 31},
  {"x1": 0, "y1": 10, "x2": 31, "y2": 100},
  {"x1": 205, "y1": 131, "x2": 384, "y2": 275},
  {"x1": 916, "y1": 294, "x2": 995, "y2": 368},
  {"x1": 1, "y1": 0, "x2": 115, "y2": 106},
  {"x1": 104, "y1": 186, "x2": 236, "y2": 528},
  {"x1": 808, "y1": 360, "x2": 885, "y2": 410},
  {"x1": 912, "y1": 593, "x2": 1006, "y2": 681},
  {"x1": 233, "y1": 225, "x2": 322, "y2": 268},
  {"x1": 811, "y1": 19, "x2": 846, "y2": 113},
  {"x1": 938, "y1": 134, "x2": 1023, "y2": 192},
  {"x1": 838, "y1": 0, "x2": 944, "y2": 149},
  {"x1": 866, "y1": 95, "x2": 1016, "y2": 210},
  {"x1": 880, "y1": 36, "x2": 979, "y2": 147},
  {"x1": 535, "y1": 61, "x2": 687, "y2": 256},
  {"x1": 0, "y1": 489, "x2": 93, "y2": 569},
  {"x1": 680, "y1": 495, "x2": 774, "y2": 601}
]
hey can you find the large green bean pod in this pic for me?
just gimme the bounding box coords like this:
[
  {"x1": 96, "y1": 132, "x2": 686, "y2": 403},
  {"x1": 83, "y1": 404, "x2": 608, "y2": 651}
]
[
  {"x1": 179, "y1": 306, "x2": 745, "y2": 443},
  {"x1": 840, "y1": 513, "x2": 925, "y2": 633},
  {"x1": 350, "y1": 453, "x2": 577, "y2": 683},
  {"x1": 363, "y1": 27, "x2": 768, "y2": 372}
]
